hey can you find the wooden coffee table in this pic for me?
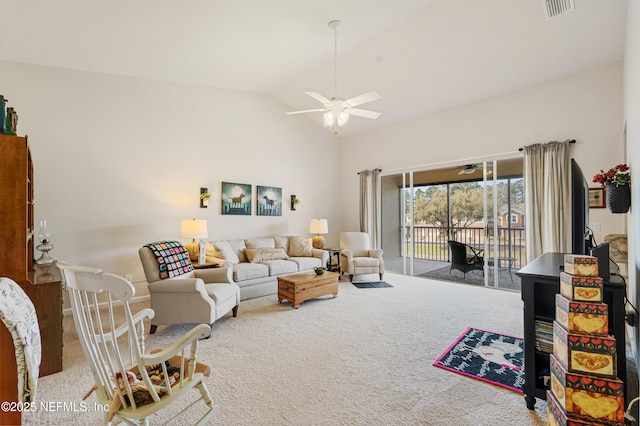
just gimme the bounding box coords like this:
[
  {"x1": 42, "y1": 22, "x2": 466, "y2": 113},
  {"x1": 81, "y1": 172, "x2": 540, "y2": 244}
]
[{"x1": 277, "y1": 271, "x2": 339, "y2": 309}]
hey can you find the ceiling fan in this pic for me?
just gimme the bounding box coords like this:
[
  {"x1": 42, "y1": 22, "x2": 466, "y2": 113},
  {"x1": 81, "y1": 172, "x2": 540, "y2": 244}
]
[
  {"x1": 440, "y1": 164, "x2": 485, "y2": 175},
  {"x1": 286, "y1": 20, "x2": 381, "y2": 134},
  {"x1": 458, "y1": 164, "x2": 482, "y2": 175}
]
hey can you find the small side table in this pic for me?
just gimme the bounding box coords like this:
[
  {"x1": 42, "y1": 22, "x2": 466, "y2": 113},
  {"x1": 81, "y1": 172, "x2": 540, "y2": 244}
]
[
  {"x1": 323, "y1": 248, "x2": 341, "y2": 273},
  {"x1": 192, "y1": 262, "x2": 220, "y2": 270}
]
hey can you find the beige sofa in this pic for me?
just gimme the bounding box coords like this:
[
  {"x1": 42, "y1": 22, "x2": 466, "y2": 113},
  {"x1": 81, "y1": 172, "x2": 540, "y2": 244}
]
[{"x1": 205, "y1": 236, "x2": 329, "y2": 301}]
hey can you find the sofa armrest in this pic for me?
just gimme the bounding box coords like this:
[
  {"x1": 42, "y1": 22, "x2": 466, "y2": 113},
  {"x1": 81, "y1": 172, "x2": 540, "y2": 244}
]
[
  {"x1": 147, "y1": 278, "x2": 207, "y2": 294},
  {"x1": 194, "y1": 266, "x2": 233, "y2": 283},
  {"x1": 205, "y1": 255, "x2": 231, "y2": 268},
  {"x1": 312, "y1": 248, "x2": 329, "y2": 265}
]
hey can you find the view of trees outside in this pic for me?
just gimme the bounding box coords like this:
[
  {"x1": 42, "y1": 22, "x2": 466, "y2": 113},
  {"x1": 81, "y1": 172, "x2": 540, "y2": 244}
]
[{"x1": 403, "y1": 177, "x2": 526, "y2": 268}]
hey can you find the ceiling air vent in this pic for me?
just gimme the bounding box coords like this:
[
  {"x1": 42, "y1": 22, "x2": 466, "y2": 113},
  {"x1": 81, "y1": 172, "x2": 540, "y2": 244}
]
[{"x1": 543, "y1": 0, "x2": 575, "y2": 20}]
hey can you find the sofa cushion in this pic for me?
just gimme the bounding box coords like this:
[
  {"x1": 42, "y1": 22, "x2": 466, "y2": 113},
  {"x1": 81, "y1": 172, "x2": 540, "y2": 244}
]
[
  {"x1": 274, "y1": 236, "x2": 289, "y2": 251},
  {"x1": 233, "y1": 262, "x2": 269, "y2": 281},
  {"x1": 212, "y1": 240, "x2": 240, "y2": 264},
  {"x1": 288, "y1": 236, "x2": 313, "y2": 257},
  {"x1": 226, "y1": 239, "x2": 248, "y2": 263},
  {"x1": 289, "y1": 256, "x2": 322, "y2": 271},
  {"x1": 262, "y1": 259, "x2": 298, "y2": 276},
  {"x1": 245, "y1": 238, "x2": 275, "y2": 249},
  {"x1": 246, "y1": 247, "x2": 289, "y2": 263}
]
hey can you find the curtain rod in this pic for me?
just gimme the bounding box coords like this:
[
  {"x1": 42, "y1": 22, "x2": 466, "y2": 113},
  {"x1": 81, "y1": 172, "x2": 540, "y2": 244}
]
[
  {"x1": 357, "y1": 168, "x2": 382, "y2": 175},
  {"x1": 518, "y1": 139, "x2": 576, "y2": 152}
]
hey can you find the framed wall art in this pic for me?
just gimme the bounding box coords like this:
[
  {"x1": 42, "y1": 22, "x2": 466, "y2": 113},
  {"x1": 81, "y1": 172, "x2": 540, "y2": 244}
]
[
  {"x1": 221, "y1": 182, "x2": 252, "y2": 215},
  {"x1": 257, "y1": 185, "x2": 282, "y2": 216},
  {"x1": 588, "y1": 187, "x2": 606, "y2": 209}
]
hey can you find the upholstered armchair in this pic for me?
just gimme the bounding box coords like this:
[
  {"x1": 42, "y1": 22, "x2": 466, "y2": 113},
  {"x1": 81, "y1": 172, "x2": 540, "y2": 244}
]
[
  {"x1": 339, "y1": 232, "x2": 384, "y2": 282},
  {"x1": 139, "y1": 241, "x2": 240, "y2": 336}
]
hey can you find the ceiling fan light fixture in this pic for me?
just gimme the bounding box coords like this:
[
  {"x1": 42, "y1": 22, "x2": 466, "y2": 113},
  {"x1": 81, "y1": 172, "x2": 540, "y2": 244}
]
[
  {"x1": 286, "y1": 19, "x2": 381, "y2": 133},
  {"x1": 323, "y1": 111, "x2": 335, "y2": 127},
  {"x1": 337, "y1": 110, "x2": 349, "y2": 126}
]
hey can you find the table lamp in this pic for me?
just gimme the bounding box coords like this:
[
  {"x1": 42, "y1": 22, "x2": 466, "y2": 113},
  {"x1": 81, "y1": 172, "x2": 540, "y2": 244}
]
[
  {"x1": 309, "y1": 219, "x2": 328, "y2": 249},
  {"x1": 180, "y1": 219, "x2": 208, "y2": 262}
]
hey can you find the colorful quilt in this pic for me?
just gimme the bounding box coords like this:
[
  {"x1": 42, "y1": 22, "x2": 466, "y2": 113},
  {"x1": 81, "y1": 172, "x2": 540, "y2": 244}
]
[{"x1": 144, "y1": 241, "x2": 193, "y2": 279}]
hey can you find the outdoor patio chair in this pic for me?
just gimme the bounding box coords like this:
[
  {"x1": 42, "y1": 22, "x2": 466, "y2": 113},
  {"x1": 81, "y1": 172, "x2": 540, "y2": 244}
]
[{"x1": 447, "y1": 240, "x2": 484, "y2": 277}]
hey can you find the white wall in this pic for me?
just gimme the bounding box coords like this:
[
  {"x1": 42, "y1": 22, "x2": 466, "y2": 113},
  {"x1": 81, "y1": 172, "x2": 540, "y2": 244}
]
[
  {"x1": 624, "y1": 1, "x2": 640, "y2": 365},
  {"x1": 0, "y1": 60, "x2": 342, "y2": 297},
  {"x1": 340, "y1": 62, "x2": 626, "y2": 246}
]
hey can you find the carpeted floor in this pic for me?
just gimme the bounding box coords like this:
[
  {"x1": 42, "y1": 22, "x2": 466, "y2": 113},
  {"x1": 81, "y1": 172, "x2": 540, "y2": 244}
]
[{"x1": 24, "y1": 273, "x2": 553, "y2": 425}]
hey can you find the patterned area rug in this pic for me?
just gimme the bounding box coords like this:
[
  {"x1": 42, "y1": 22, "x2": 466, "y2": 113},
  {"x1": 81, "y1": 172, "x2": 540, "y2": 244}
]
[
  {"x1": 433, "y1": 327, "x2": 525, "y2": 393},
  {"x1": 352, "y1": 281, "x2": 393, "y2": 289}
]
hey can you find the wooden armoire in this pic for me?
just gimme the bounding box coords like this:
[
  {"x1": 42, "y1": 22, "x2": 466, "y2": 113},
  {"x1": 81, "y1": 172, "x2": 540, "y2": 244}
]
[{"x1": 0, "y1": 134, "x2": 63, "y2": 425}]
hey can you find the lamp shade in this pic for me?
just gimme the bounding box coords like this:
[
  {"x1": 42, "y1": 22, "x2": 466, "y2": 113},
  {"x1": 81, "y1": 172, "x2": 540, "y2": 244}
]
[
  {"x1": 179, "y1": 219, "x2": 208, "y2": 240},
  {"x1": 309, "y1": 219, "x2": 328, "y2": 234}
]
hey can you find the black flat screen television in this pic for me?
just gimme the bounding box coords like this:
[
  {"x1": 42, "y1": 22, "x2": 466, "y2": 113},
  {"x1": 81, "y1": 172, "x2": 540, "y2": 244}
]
[{"x1": 571, "y1": 159, "x2": 593, "y2": 255}]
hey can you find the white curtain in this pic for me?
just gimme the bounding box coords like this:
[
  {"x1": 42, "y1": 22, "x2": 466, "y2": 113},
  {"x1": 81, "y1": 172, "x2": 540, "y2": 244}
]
[
  {"x1": 359, "y1": 169, "x2": 381, "y2": 248},
  {"x1": 524, "y1": 140, "x2": 571, "y2": 262}
]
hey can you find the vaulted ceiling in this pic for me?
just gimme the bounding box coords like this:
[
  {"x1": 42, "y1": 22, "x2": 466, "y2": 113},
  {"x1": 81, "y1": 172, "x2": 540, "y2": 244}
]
[{"x1": 0, "y1": 0, "x2": 628, "y2": 137}]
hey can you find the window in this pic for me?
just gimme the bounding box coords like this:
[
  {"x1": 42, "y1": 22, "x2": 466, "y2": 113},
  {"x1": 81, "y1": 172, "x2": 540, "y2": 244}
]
[{"x1": 511, "y1": 214, "x2": 518, "y2": 223}]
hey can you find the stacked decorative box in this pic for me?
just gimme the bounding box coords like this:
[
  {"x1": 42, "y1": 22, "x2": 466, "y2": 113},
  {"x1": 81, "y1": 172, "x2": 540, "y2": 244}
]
[{"x1": 546, "y1": 254, "x2": 625, "y2": 426}]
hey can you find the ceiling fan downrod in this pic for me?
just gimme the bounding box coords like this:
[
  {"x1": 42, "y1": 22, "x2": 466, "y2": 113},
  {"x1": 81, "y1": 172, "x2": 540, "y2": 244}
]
[{"x1": 328, "y1": 20, "x2": 341, "y2": 100}]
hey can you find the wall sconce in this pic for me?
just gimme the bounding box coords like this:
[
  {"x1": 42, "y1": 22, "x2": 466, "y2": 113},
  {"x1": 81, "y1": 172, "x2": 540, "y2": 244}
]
[
  {"x1": 291, "y1": 195, "x2": 300, "y2": 211},
  {"x1": 200, "y1": 187, "x2": 211, "y2": 208}
]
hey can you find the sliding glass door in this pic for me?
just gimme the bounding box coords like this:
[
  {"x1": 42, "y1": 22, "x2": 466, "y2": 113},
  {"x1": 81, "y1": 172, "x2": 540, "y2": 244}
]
[{"x1": 380, "y1": 158, "x2": 525, "y2": 291}]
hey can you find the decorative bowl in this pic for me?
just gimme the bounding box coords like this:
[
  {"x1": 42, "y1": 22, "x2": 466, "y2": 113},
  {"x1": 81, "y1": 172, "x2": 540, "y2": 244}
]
[{"x1": 313, "y1": 267, "x2": 327, "y2": 275}]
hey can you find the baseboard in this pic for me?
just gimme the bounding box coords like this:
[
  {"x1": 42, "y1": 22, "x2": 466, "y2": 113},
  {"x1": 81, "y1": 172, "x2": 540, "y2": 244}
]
[{"x1": 62, "y1": 294, "x2": 150, "y2": 316}]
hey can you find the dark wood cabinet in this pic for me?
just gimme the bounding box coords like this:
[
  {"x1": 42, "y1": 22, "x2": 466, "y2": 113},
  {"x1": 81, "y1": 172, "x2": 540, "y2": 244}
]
[
  {"x1": 517, "y1": 252, "x2": 626, "y2": 409},
  {"x1": 0, "y1": 134, "x2": 63, "y2": 425}
]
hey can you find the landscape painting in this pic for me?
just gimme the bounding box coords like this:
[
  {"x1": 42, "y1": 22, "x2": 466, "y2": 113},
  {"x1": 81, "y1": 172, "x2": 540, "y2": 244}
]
[
  {"x1": 221, "y1": 182, "x2": 252, "y2": 215},
  {"x1": 257, "y1": 185, "x2": 282, "y2": 216}
]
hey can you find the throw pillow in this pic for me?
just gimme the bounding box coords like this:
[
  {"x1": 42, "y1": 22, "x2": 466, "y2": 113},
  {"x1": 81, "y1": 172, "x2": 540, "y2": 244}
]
[
  {"x1": 245, "y1": 247, "x2": 289, "y2": 263},
  {"x1": 288, "y1": 236, "x2": 313, "y2": 257},
  {"x1": 213, "y1": 240, "x2": 240, "y2": 264}
]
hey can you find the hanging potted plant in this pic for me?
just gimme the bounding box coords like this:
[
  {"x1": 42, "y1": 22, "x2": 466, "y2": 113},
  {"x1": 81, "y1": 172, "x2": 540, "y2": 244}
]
[{"x1": 593, "y1": 164, "x2": 631, "y2": 213}]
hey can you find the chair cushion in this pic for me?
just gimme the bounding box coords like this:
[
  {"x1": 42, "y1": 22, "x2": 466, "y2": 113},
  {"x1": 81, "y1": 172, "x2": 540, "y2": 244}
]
[
  {"x1": 212, "y1": 240, "x2": 240, "y2": 264},
  {"x1": 233, "y1": 262, "x2": 268, "y2": 281},
  {"x1": 288, "y1": 236, "x2": 313, "y2": 256},
  {"x1": 289, "y1": 256, "x2": 322, "y2": 271},
  {"x1": 205, "y1": 283, "x2": 239, "y2": 305},
  {"x1": 262, "y1": 260, "x2": 297, "y2": 275},
  {"x1": 352, "y1": 257, "x2": 380, "y2": 267},
  {"x1": 246, "y1": 247, "x2": 288, "y2": 262}
]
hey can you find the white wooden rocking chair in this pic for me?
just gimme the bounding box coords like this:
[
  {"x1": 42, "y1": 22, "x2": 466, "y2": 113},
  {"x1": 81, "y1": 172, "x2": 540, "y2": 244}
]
[{"x1": 57, "y1": 261, "x2": 218, "y2": 425}]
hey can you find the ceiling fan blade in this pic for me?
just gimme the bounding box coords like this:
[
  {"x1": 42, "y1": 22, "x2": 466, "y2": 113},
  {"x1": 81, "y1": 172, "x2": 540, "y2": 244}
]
[
  {"x1": 304, "y1": 91, "x2": 332, "y2": 105},
  {"x1": 348, "y1": 108, "x2": 381, "y2": 119},
  {"x1": 345, "y1": 91, "x2": 382, "y2": 107},
  {"x1": 285, "y1": 108, "x2": 327, "y2": 115}
]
